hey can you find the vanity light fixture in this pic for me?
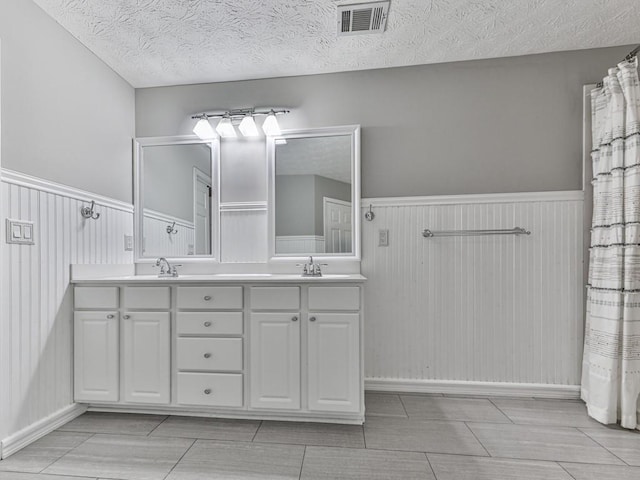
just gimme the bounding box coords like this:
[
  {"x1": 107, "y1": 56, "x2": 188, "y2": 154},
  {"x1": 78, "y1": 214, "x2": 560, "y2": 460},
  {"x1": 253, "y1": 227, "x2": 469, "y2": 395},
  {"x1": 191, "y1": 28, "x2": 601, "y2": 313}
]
[
  {"x1": 239, "y1": 115, "x2": 260, "y2": 137},
  {"x1": 215, "y1": 116, "x2": 237, "y2": 138},
  {"x1": 192, "y1": 108, "x2": 289, "y2": 140},
  {"x1": 262, "y1": 111, "x2": 282, "y2": 136},
  {"x1": 192, "y1": 115, "x2": 217, "y2": 140}
]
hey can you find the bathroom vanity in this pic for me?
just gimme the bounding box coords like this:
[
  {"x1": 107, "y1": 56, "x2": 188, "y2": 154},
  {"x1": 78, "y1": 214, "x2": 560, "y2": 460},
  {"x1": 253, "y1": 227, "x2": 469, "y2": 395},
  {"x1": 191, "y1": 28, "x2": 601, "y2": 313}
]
[
  {"x1": 71, "y1": 124, "x2": 365, "y2": 423},
  {"x1": 72, "y1": 275, "x2": 365, "y2": 424}
]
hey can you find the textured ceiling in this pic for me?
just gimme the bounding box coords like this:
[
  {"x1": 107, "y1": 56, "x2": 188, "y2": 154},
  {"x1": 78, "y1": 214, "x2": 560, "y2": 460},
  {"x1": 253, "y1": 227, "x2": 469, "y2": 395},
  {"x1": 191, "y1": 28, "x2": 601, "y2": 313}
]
[
  {"x1": 33, "y1": 0, "x2": 640, "y2": 88},
  {"x1": 276, "y1": 136, "x2": 352, "y2": 184}
]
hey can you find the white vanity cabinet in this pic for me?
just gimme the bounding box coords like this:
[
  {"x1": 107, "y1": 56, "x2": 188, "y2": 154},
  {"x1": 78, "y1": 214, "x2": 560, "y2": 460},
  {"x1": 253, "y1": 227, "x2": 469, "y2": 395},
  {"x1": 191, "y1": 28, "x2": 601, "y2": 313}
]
[
  {"x1": 249, "y1": 285, "x2": 362, "y2": 415},
  {"x1": 72, "y1": 277, "x2": 364, "y2": 424},
  {"x1": 74, "y1": 310, "x2": 120, "y2": 402},
  {"x1": 175, "y1": 286, "x2": 244, "y2": 408},
  {"x1": 74, "y1": 286, "x2": 171, "y2": 404},
  {"x1": 250, "y1": 287, "x2": 301, "y2": 410}
]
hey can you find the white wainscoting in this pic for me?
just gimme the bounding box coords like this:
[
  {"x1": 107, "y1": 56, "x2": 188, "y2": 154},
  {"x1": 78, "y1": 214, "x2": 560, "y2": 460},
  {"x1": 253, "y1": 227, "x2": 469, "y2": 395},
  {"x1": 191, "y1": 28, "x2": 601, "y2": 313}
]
[
  {"x1": 0, "y1": 169, "x2": 133, "y2": 456},
  {"x1": 276, "y1": 235, "x2": 325, "y2": 254},
  {"x1": 143, "y1": 209, "x2": 195, "y2": 257},
  {"x1": 361, "y1": 191, "x2": 584, "y2": 396},
  {"x1": 220, "y1": 202, "x2": 268, "y2": 263}
]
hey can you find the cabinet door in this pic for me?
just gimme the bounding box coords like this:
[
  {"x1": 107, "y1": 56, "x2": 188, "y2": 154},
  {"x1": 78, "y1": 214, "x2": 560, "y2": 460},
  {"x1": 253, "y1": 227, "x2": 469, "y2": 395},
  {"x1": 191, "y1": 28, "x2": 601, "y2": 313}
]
[
  {"x1": 122, "y1": 312, "x2": 170, "y2": 404},
  {"x1": 250, "y1": 313, "x2": 300, "y2": 410},
  {"x1": 74, "y1": 311, "x2": 119, "y2": 402},
  {"x1": 307, "y1": 313, "x2": 360, "y2": 412}
]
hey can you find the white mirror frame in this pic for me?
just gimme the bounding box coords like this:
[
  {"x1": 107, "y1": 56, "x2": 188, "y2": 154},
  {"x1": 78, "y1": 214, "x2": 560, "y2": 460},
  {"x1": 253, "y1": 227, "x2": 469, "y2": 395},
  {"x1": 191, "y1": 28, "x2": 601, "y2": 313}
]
[
  {"x1": 267, "y1": 125, "x2": 361, "y2": 263},
  {"x1": 133, "y1": 135, "x2": 221, "y2": 263}
]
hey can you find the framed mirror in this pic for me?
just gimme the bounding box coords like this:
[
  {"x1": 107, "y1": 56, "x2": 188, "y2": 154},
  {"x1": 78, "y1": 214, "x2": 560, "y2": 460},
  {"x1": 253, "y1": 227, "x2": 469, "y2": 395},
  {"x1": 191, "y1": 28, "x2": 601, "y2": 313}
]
[
  {"x1": 267, "y1": 125, "x2": 361, "y2": 259},
  {"x1": 134, "y1": 136, "x2": 220, "y2": 260}
]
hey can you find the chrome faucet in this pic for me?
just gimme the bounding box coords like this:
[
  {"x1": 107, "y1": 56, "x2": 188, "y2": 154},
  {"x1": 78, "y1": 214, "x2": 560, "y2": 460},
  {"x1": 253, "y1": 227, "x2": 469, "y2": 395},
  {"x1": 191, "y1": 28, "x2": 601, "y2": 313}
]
[
  {"x1": 155, "y1": 257, "x2": 181, "y2": 277},
  {"x1": 297, "y1": 256, "x2": 327, "y2": 277}
]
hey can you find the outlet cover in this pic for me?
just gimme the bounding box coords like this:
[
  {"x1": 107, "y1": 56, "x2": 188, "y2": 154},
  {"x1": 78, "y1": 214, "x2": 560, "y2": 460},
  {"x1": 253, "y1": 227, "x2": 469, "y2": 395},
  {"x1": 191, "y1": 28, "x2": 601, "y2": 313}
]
[{"x1": 378, "y1": 229, "x2": 389, "y2": 247}]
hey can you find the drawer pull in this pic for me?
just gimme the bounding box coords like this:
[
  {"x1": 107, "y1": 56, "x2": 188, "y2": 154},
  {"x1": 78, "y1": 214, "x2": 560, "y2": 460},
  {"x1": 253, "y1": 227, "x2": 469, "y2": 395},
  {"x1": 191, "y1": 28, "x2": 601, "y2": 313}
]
[
  {"x1": 123, "y1": 315, "x2": 131, "y2": 319},
  {"x1": 291, "y1": 316, "x2": 298, "y2": 322},
  {"x1": 204, "y1": 389, "x2": 212, "y2": 395},
  {"x1": 309, "y1": 316, "x2": 317, "y2": 322},
  {"x1": 107, "y1": 314, "x2": 114, "y2": 319},
  {"x1": 204, "y1": 353, "x2": 212, "y2": 359},
  {"x1": 203, "y1": 295, "x2": 212, "y2": 301},
  {"x1": 204, "y1": 321, "x2": 212, "y2": 327}
]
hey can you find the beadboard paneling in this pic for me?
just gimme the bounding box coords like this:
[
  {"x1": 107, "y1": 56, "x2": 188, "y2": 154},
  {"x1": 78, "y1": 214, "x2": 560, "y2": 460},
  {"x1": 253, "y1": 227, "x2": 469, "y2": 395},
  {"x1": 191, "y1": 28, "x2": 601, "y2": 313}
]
[
  {"x1": 361, "y1": 192, "x2": 584, "y2": 387},
  {"x1": 220, "y1": 203, "x2": 267, "y2": 263},
  {"x1": 0, "y1": 171, "x2": 133, "y2": 446},
  {"x1": 143, "y1": 209, "x2": 194, "y2": 257}
]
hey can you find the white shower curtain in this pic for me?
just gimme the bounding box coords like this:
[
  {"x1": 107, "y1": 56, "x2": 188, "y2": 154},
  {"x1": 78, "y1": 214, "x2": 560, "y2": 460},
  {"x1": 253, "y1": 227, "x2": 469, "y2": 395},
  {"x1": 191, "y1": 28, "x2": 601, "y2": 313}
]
[{"x1": 582, "y1": 58, "x2": 640, "y2": 429}]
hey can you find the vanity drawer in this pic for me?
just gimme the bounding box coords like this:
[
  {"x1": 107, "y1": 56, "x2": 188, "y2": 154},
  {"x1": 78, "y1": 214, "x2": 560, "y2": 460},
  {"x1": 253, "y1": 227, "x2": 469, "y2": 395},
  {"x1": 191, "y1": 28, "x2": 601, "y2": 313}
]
[
  {"x1": 177, "y1": 372, "x2": 243, "y2": 407},
  {"x1": 176, "y1": 338, "x2": 243, "y2": 371},
  {"x1": 74, "y1": 286, "x2": 119, "y2": 309},
  {"x1": 176, "y1": 286, "x2": 243, "y2": 310},
  {"x1": 123, "y1": 286, "x2": 171, "y2": 310},
  {"x1": 308, "y1": 286, "x2": 360, "y2": 311},
  {"x1": 177, "y1": 312, "x2": 243, "y2": 335},
  {"x1": 250, "y1": 287, "x2": 300, "y2": 310}
]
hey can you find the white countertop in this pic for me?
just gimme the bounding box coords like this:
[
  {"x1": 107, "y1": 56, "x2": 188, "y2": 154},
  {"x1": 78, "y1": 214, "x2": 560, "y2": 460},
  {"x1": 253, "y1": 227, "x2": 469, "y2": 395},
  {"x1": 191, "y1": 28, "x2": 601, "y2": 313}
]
[{"x1": 71, "y1": 273, "x2": 367, "y2": 284}]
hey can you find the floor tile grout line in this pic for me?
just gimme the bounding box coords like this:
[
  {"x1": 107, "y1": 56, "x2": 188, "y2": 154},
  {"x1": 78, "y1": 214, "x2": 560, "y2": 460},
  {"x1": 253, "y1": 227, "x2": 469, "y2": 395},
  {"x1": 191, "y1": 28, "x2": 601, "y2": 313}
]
[
  {"x1": 396, "y1": 394, "x2": 410, "y2": 417},
  {"x1": 576, "y1": 427, "x2": 630, "y2": 466},
  {"x1": 38, "y1": 432, "x2": 97, "y2": 475},
  {"x1": 251, "y1": 420, "x2": 263, "y2": 442},
  {"x1": 462, "y1": 422, "x2": 491, "y2": 457},
  {"x1": 146, "y1": 415, "x2": 170, "y2": 437},
  {"x1": 487, "y1": 398, "x2": 515, "y2": 424},
  {"x1": 424, "y1": 452, "x2": 438, "y2": 479},
  {"x1": 362, "y1": 424, "x2": 367, "y2": 449},
  {"x1": 298, "y1": 445, "x2": 307, "y2": 480},
  {"x1": 160, "y1": 437, "x2": 197, "y2": 480},
  {"x1": 557, "y1": 461, "x2": 578, "y2": 479}
]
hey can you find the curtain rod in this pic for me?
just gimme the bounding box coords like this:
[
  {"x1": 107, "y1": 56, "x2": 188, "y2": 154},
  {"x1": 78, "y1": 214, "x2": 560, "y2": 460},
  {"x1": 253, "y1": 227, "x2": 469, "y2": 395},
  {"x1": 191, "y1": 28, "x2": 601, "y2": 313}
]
[{"x1": 595, "y1": 44, "x2": 640, "y2": 89}]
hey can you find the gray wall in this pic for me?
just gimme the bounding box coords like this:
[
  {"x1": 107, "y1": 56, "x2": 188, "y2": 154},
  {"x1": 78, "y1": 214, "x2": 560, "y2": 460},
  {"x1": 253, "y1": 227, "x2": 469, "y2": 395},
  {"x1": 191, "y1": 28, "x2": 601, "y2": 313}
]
[
  {"x1": 0, "y1": 0, "x2": 134, "y2": 202},
  {"x1": 136, "y1": 45, "x2": 632, "y2": 197},
  {"x1": 220, "y1": 140, "x2": 266, "y2": 203},
  {"x1": 275, "y1": 175, "x2": 315, "y2": 236},
  {"x1": 143, "y1": 143, "x2": 211, "y2": 221},
  {"x1": 275, "y1": 174, "x2": 350, "y2": 236},
  {"x1": 314, "y1": 175, "x2": 350, "y2": 235}
]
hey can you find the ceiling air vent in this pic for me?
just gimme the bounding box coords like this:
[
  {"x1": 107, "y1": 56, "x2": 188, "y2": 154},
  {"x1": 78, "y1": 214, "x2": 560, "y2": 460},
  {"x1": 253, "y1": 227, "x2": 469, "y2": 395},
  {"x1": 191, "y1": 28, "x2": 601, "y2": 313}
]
[{"x1": 337, "y1": 1, "x2": 390, "y2": 36}]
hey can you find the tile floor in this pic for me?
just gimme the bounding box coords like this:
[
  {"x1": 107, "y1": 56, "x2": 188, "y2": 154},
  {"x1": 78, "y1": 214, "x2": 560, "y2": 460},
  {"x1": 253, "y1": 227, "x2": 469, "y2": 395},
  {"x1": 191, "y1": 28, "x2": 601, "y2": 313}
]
[{"x1": 0, "y1": 393, "x2": 639, "y2": 479}]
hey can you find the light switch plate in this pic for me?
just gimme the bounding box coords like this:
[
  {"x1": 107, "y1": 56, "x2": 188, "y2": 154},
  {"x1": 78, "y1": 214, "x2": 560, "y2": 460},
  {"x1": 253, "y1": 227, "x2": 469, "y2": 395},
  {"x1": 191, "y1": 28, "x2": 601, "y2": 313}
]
[
  {"x1": 378, "y1": 229, "x2": 389, "y2": 247},
  {"x1": 6, "y1": 219, "x2": 35, "y2": 245},
  {"x1": 124, "y1": 235, "x2": 134, "y2": 251}
]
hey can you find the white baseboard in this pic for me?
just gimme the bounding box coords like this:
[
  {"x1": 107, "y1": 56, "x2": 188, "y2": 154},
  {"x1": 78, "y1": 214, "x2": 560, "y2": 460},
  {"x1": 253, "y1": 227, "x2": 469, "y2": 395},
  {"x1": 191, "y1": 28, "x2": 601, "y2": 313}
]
[
  {"x1": 1, "y1": 403, "x2": 87, "y2": 459},
  {"x1": 365, "y1": 378, "x2": 581, "y2": 399}
]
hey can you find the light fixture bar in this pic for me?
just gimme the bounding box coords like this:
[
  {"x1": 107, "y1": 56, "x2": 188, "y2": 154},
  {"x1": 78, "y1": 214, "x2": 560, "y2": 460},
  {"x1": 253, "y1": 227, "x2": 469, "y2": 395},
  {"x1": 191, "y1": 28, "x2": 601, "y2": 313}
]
[
  {"x1": 191, "y1": 107, "x2": 289, "y2": 139},
  {"x1": 191, "y1": 108, "x2": 290, "y2": 121}
]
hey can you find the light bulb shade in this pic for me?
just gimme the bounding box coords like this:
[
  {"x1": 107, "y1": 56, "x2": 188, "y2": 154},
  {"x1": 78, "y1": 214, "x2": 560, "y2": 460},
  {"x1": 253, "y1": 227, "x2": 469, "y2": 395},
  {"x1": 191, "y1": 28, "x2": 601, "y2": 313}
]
[
  {"x1": 193, "y1": 118, "x2": 216, "y2": 140},
  {"x1": 239, "y1": 116, "x2": 260, "y2": 137},
  {"x1": 216, "y1": 117, "x2": 237, "y2": 138},
  {"x1": 262, "y1": 113, "x2": 281, "y2": 136}
]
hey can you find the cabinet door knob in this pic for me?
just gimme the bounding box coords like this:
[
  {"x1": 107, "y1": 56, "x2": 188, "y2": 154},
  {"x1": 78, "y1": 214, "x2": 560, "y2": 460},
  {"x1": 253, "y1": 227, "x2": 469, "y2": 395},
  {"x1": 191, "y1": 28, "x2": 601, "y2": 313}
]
[
  {"x1": 106, "y1": 314, "x2": 114, "y2": 319},
  {"x1": 204, "y1": 389, "x2": 212, "y2": 395},
  {"x1": 204, "y1": 353, "x2": 211, "y2": 359},
  {"x1": 203, "y1": 295, "x2": 212, "y2": 301},
  {"x1": 204, "y1": 321, "x2": 212, "y2": 327},
  {"x1": 309, "y1": 316, "x2": 317, "y2": 322},
  {"x1": 123, "y1": 315, "x2": 131, "y2": 319},
  {"x1": 291, "y1": 316, "x2": 298, "y2": 322}
]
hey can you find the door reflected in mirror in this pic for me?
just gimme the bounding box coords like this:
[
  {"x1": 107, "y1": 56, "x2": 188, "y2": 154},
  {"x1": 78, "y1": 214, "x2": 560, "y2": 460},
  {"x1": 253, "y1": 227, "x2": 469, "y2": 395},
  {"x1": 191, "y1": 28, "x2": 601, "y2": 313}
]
[
  {"x1": 274, "y1": 133, "x2": 355, "y2": 256},
  {"x1": 138, "y1": 140, "x2": 216, "y2": 258}
]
